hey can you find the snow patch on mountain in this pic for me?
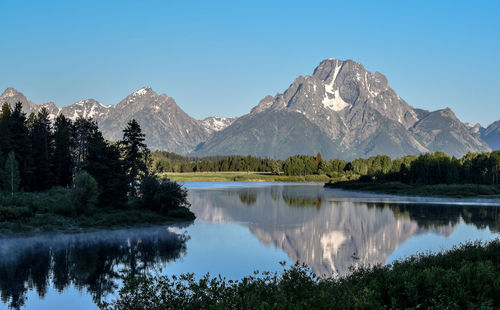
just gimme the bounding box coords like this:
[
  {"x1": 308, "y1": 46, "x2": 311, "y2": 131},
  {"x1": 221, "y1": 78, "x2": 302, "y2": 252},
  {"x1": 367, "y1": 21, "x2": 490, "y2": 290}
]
[
  {"x1": 322, "y1": 89, "x2": 349, "y2": 111},
  {"x1": 200, "y1": 116, "x2": 236, "y2": 133}
]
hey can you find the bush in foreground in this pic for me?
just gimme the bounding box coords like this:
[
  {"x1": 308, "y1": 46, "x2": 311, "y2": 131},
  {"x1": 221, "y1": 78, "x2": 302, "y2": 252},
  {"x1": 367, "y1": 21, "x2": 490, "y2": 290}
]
[{"x1": 101, "y1": 240, "x2": 500, "y2": 310}]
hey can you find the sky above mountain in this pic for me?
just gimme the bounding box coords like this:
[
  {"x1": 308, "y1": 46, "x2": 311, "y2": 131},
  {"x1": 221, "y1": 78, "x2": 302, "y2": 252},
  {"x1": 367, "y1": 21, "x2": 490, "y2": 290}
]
[{"x1": 1, "y1": 0, "x2": 499, "y2": 125}]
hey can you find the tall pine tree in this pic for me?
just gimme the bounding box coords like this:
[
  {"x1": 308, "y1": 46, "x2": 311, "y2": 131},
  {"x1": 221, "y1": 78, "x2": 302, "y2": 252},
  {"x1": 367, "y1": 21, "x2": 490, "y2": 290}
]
[
  {"x1": 86, "y1": 132, "x2": 128, "y2": 208},
  {"x1": 31, "y1": 108, "x2": 53, "y2": 191},
  {"x1": 0, "y1": 103, "x2": 12, "y2": 156},
  {"x1": 120, "y1": 119, "x2": 149, "y2": 196},
  {"x1": 72, "y1": 117, "x2": 99, "y2": 176},
  {"x1": 9, "y1": 102, "x2": 33, "y2": 191},
  {"x1": 53, "y1": 114, "x2": 73, "y2": 187}
]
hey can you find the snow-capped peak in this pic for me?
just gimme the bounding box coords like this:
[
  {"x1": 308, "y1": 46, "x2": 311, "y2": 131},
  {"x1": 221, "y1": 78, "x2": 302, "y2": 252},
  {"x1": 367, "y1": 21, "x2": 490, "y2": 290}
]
[{"x1": 133, "y1": 87, "x2": 152, "y2": 96}]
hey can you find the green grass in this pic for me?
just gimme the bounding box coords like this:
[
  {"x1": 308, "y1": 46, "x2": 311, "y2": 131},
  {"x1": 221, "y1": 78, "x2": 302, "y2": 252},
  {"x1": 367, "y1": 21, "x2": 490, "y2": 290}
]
[
  {"x1": 325, "y1": 181, "x2": 500, "y2": 198},
  {"x1": 0, "y1": 188, "x2": 195, "y2": 235},
  {"x1": 159, "y1": 171, "x2": 332, "y2": 183},
  {"x1": 101, "y1": 239, "x2": 500, "y2": 310}
]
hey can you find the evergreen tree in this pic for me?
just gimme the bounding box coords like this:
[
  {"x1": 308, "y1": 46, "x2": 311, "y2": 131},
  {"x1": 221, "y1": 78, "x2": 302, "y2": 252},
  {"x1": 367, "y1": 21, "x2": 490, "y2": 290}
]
[
  {"x1": 0, "y1": 103, "x2": 12, "y2": 155},
  {"x1": 121, "y1": 119, "x2": 149, "y2": 195},
  {"x1": 53, "y1": 114, "x2": 73, "y2": 187},
  {"x1": 86, "y1": 133, "x2": 128, "y2": 208},
  {"x1": 9, "y1": 102, "x2": 33, "y2": 190},
  {"x1": 72, "y1": 117, "x2": 99, "y2": 175},
  {"x1": 31, "y1": 108, "x2": 53, "y2": 191},
  {"x1": 3, "y1": 151, "x2": 21, "y2": 196}
]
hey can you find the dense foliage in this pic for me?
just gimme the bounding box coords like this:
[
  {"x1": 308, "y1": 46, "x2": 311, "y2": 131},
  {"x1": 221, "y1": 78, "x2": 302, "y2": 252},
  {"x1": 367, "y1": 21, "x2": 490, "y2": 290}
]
[
  {"x1": 101, "y1": 240, "x2": 500, "y2": 310},
  {"x1": 151, "y1": 150, "x2": 500, "y2": 185},
  {"x1": 150, "y1": 151, "x2": 351, "y2": 177},
  {"x1": 0, "y1": 102, "x2": 194, "y2": 232}
]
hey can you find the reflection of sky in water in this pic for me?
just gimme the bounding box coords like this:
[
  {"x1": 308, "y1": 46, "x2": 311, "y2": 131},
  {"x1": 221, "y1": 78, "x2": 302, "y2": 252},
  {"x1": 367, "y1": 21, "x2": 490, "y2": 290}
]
[
  {"x1": 163, "y1": 221, "x2": 292, "y2": 280},
  {"x1": 386, "y1": 220, "x2": 499, "y2": 265},
  {"x1": 1, "y1": 182, "x2": 499, "y2": 310}
]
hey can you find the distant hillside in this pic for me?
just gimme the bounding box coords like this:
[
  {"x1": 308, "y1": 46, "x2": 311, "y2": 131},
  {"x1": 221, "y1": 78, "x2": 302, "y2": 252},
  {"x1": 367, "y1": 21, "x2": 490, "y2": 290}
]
[{"x1": 0, "y1": 58, "x2": 493, "y2": 159}]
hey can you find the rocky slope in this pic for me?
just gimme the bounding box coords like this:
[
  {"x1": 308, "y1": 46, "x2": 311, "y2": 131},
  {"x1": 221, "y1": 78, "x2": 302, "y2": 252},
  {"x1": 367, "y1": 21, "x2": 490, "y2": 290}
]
[
  {"x1": 98, "y1": 87, "x2": 210, "y2": 154},
  {"x1": 0, "y1": 87, "x2": 212, "y2": 154},
  {"x1": 0, "y1": 87, "x2": 47, "y2": 116},
  {"x1": 481, "y1": 120, "x2": 500, "y2": 150},
  {"x1": 194, "y1": 59, "x2": 490, "y2": 159},
  {"x1": 199, "y1": 116, "x2": 236, "y2": 134}
]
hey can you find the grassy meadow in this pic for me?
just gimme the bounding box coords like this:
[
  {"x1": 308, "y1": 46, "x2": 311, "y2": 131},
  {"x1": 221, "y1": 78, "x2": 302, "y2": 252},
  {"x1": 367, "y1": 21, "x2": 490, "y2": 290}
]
[{"x1": 158, "y1": 171, "x2": 333, "y2": 183}]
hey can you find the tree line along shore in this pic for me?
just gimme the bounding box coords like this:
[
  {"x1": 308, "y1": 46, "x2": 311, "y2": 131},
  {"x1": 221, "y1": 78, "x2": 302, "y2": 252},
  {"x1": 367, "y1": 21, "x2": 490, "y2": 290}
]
[
  {"x1": 150, "y1": 149, "x2": 500, "y2": 197},
  {"x1": 0, "y1": 103, "x2": 194, "y2": 234}
]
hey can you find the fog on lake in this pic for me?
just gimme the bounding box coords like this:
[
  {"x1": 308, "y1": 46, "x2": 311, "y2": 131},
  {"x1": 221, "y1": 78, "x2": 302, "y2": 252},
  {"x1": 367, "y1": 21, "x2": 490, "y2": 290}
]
[{"x1": 1, "y1": 182, "x2": 499, "y2": 309}]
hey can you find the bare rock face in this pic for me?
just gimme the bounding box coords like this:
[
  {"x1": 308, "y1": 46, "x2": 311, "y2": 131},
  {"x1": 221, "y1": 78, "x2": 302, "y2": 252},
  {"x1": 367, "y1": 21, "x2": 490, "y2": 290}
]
[
  {"x1": 98, "y1": 87, "x2": 211, "y2": 153},
  {"x1": 199, "y1": 116, "x2": 237, "y2": 134},
  {"x1": 410, "y1": 108, "x2": 490, "y2": 156},
  {"x1": 0, "y1": 87, "x2": 42, "y2": 116},
  {"x1": 481, "y1": 120, "x2": 500, "y2": 150}
]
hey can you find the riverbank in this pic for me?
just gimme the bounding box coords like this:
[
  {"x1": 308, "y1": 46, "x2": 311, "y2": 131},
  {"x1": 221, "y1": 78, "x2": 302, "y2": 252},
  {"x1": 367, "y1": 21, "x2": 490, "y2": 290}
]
[
  {"x1": 325, "y1": 181, "x2": 500, "y2": 198},
  {"x1": 159, "y1": 171, "x2": 333, "y2": 183},
  {"x1": 102, "y1": 240, "x2": 500, "y2": 310},
  {"x1": 0, "y1": 188, "x2": 195, "y2": 235}
]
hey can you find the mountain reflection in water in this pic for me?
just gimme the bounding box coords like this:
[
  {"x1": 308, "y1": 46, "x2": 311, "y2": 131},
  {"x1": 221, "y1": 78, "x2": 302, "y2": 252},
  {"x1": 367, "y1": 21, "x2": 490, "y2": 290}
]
[
  {"x1": 189, "y1": 184, "x2": 500, "y2": 276},
  {"x1": 0, "y1": 227, "x2": 188, "y2": 309},
  {"x1": 0, "y1": 183, "x2": 498, "y2": 310}
]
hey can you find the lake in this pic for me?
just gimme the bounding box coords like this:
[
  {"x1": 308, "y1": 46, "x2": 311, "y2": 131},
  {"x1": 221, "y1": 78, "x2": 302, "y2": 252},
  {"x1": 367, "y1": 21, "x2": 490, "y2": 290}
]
[{"x1": 1, "y1": 182, "x2": 499, "y2": 309}]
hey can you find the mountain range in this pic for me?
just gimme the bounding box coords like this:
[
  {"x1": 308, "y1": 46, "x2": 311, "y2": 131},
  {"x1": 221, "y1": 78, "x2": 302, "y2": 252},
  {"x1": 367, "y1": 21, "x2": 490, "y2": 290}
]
[{"x1": 1, "y1": 58, "x2": 498, "y2": 159}]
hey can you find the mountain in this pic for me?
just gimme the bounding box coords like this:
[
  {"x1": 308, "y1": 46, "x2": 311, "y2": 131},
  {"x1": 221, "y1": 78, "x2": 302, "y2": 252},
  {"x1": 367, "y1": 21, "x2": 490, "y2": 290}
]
[
  {"x1": 193, "y1": 111, "x2": 342, "y2": 159},
  {"x1": 481, "y1": 120, "x2": 500, "y2": 150},
  {"x1": 410, "y1": 108, "x2": 490, "y2": 156},
  {"x1": 194, "y1": 59, "x2": 490, "y2": 159},
  {"x1": 0, "y1": 87, "x2": 213, "y2": 154},
  {"x1": 98, "y1": 87, "x2": 210, "y2": 154},
  {"x1": 0, "y1": 59, "x2": 494, "y2": 158},
  {"x1": 0, "y1": 87, "x2": 44, "y2": 116},
  {"x1": 199, "y1": 116, "x2": 236, "y2": 134},
  {"x1": 59, "y1": 99, "x2": 112, "y2": 123}
]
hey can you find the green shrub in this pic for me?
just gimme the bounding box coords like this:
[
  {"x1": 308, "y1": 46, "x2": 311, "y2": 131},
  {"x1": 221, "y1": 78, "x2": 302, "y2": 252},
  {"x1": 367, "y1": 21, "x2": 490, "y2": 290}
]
[
  {"x1": 101, "y1": 240, "x2": 500, "y2": 310},
  {"x1": 168, "y1": 207, "x2": 195, "y2": 220},
  {"x1": 0, "y1": 206, "x2": 32, "y2": 221},
  {"x1": 139, "y1": 177, "x2": 191, "y2": 215},
  {"x1": 71, "y1": 171, "x2": 99, "y2": 216}
]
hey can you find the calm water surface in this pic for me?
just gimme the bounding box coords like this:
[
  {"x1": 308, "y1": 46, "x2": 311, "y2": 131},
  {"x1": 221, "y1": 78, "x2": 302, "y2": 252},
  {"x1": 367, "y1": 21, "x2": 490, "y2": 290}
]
[{"x1": 1, "y1": 182, "x2": 499, "y2": 309}]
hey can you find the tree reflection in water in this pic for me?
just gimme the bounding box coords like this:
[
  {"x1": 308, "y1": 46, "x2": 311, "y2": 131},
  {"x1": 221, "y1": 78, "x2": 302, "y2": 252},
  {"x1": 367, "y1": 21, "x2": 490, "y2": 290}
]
[
  {"x1": 189, "y1": 185, "x2": 500, "y2": 276},
  {"x1": 0, "y1": 226, "x2": 188, "y2": 309}
]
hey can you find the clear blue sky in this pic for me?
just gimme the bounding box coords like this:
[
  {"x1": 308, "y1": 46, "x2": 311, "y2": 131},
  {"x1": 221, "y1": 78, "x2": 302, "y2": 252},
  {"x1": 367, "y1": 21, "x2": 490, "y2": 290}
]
[{"x1": 1, "y1": 0, "x2": 499, "y2": 125}]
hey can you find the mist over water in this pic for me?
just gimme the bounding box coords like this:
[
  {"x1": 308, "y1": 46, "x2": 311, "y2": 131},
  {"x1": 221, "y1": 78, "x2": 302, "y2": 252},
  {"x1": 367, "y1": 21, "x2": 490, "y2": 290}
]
[
  {"x1": 1, "y1": 182, "x2": 499, "y2": 309},
  {"x1": 0, "y1": 227, "x2": 188, "y2": 310}
]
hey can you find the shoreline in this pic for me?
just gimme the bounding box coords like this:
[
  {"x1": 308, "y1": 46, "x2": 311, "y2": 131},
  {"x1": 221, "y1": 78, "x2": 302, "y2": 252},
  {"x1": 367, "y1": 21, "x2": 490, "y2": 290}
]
[
  {"x1": 325, "y1": 181, "x2": 500, "y2": 200},
  {"x1": 160, "y1": 172, "x2": 333, "y2": 183},
  {"x1": 0, "y1": 207, "x2": 195, "y2": 236},
  {"x1": 0, "y1": 220, "x2": 193, "y2": 239}
]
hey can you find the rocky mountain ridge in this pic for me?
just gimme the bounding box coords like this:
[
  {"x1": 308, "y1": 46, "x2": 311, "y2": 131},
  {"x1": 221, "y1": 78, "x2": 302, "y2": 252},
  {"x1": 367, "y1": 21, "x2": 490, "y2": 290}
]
[
  {"x1": 1, "y1": 58, "x2": 498, "y2": 157},
  {"x1": 194, "y1": 59, "x2": 493, "y2": 159}
]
